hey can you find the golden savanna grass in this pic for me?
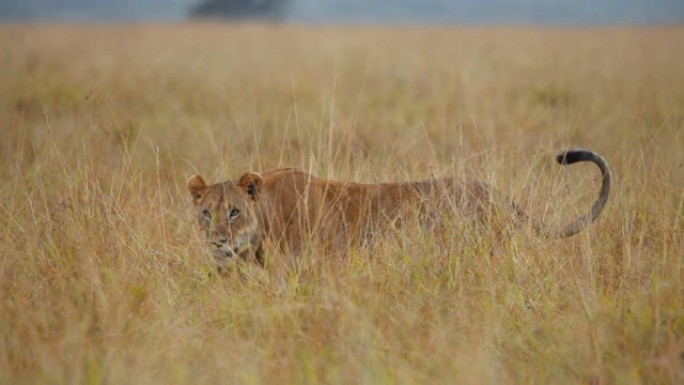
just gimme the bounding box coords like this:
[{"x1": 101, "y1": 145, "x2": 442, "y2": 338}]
[{"x1": 1, "y1": 23, "x2": 683, "y2": 384}]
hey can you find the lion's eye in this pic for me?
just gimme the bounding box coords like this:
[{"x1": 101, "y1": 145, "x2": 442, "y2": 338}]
[
  {"x1": 202, "y1": 210, "x2": 211, "y2": 220},
  {"x1": 229, "y1": 208, "x2": 240, "y2": 219}
]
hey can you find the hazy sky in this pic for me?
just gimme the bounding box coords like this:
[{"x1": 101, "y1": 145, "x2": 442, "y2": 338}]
[{"x1": 1, "y1": 0, "x2": 683, "y2": 24}]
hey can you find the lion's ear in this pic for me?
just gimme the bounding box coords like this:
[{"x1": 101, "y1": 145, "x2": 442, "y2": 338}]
[
  {"x1": 187, "y1": 175, "x2": 207, "y2": 205},
  {"x1": 238, "y1": 172, "x2": 263, "y2": 200}
]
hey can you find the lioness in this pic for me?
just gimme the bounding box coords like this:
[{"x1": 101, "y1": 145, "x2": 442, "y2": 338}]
[{"x1": 188, "y1": 148, "x2": 610, "y2": 269}]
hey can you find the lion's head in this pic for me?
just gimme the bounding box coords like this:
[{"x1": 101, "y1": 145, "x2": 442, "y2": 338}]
[{"x1": 187, "y1": 172, "x2": 264, "y2": 268}]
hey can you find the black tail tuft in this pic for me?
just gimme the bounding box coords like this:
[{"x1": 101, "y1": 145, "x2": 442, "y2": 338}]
[{"x1": 556, "y1": 148, "x2": 594, "y2": 165}]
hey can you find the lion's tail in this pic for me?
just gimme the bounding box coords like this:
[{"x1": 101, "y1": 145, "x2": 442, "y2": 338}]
[{"x1": 532, "y1": 148, "x2": 611, "y2": 238}]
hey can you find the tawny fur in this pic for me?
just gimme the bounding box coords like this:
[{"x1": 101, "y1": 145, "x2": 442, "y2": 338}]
[{"x1": 188, "y1": 148, "x2": 611, "y2": 268}]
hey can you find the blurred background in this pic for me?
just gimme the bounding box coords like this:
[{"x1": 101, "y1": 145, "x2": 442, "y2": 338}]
[{"x1": 1, "y1": 0, "x2": 683, "y2": 24}]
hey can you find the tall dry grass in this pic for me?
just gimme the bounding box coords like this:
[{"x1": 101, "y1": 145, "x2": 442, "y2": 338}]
[{"x1": 0, "y1": 23, "x2": 683, "y2": 384}]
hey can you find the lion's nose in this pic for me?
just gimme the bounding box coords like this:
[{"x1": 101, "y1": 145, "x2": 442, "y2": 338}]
[{"x1": 211, "y1": 239, "x2": 227, "y2": 248}]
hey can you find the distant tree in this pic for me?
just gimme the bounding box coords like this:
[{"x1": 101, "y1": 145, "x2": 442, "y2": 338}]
[{"x1": 189, "y1": 0, "x2": 291, "y2": 20}]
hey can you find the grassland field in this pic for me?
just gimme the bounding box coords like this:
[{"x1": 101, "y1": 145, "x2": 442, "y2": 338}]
[{"x1": 0, "y1": 23, "x2": 683, "y2": 384}]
